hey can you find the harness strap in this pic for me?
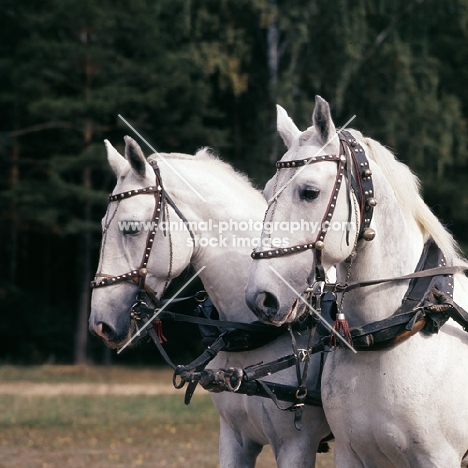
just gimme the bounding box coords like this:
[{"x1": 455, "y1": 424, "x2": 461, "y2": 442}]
[
  {"x1": 349, "y1": 311, "x2": 427, "y2": 350},
  {"x1": 147, "y1": 323, "x2": 228, "y2": 403},
  {"x1": 179, "y1": 334, "x2": 229, "y2": 404},
  {"x1": 336, "y1": 266, "x2": 466, "y2": 293},
  {"x1": 340, "y1": 131, "x2": 376, "y2": 239},
  {"x1": 287, "y1": 324, "x2": 317, "y2": 430},
  {"x1": 320, "y1": 241, "x2": 468, "y2": 350},
  {"x1": 231, "y1": 341, "x2": 329, "y2": 384},
  {"x1": 149, "y1": 308, "x2": 289, "y2": 333},
  {"x1": 160, "y1": 290, "x2": 208, "y2": 305},
  {"x1": 322, "y1": 287, "x2": 468, "y2": 352},
  {"x1": 434, "y1": 289, "x2": 468, "y2": 331},
  {"x1": 195, "y1": 373, "x2": 323, "y2": 407},
  {"x1": 242, "y1": 355, "x2": 297, "y2": 381},
  {"x1": 254, "y1": 380, "x2": 322, "y2": 407},
  {"x1": 146, "y1": 306, "x2": 327, "y2": 407},
  {"x1": 147, "y1": 326, "x2": 177, "y2": 370},
  {"x1": 162, "y1": 189, "x2": 196, "y2": 242}
]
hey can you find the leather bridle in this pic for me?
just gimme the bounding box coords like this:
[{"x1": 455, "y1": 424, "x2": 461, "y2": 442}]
[
  {"x1": 90, "y1": 160, "x2": 195, "y2": 308},
  {"x1": 251, "y1": 130, "x2": 376, "y2": 281}
]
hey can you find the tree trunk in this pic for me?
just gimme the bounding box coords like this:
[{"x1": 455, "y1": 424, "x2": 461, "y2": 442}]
[
  {"x1": 74, "y1": 27, "x2": 94, "y2": 365},
  {"x1": 74, "y1": 165, "x2": 92, "y2": 364},
  {"x1": 9, "y1": 142, "x2": 19, "y2": 283},
  {"x1": 267, "y1": 0, "x2": 279, "y2": 163}
]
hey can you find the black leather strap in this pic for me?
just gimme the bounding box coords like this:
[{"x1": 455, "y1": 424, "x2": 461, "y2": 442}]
[
  {"x1": 339, "y1": 266, "x2": 464, "y2": 293},
  {"x1": 249, "y1": 380, "x2": 322, "y2": 407}
]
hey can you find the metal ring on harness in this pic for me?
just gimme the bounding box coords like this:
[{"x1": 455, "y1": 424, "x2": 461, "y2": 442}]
[
  {"x1": 194, "y1": 291, "x2": 209, "y2": 303},
  {"x1": 172, "y1": 367, "x2": 186, "y2": 389},
  {"x1": 295, "y1": 387, "x2": 307, "y2": 399},
  {"x1": 225, "y1": 367, "x2": 243, "y2": 392}
]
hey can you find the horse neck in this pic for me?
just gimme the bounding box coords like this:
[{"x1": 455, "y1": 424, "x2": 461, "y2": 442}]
[
  {"x1": 337, "y1": 168, "x2": 425, "y2": 326},
  {"x1": 194, "y1": 206, "x2": 264, "y2": 322},
  {"x1": 166, "y1": 163, "x2": 265, "y2": 323}
]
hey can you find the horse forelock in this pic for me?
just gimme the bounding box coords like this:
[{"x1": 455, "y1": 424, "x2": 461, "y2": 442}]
[{"x1": 298, "y1": 126, "x2": 316, "y2": 145}]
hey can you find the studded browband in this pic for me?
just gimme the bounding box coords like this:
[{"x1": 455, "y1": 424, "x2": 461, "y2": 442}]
[
  {"x1": 108, "y1": 185, "x2": 161, "y2": 202},
  {"x1": 251, "y1": 131, "x2": 376, "y2": 276}
]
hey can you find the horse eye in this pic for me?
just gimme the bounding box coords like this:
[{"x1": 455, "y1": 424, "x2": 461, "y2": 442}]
[
  {"x1": 300, "y1": 187, "x2": 320, "y2": 201},
  {"x1": 121, "y1": 221, "x2": 142, "y2": 235}
]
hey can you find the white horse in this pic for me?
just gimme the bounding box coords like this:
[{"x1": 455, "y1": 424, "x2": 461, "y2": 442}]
[
  {"x1": 88, "y1": 136, "x2": 330, "y2": 467},
  {"x1": 245, "y1": 96, "x2": 468, "y2": 467}
]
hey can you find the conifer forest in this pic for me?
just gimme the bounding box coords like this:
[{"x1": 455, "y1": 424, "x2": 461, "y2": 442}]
[{"x1": 1, "y1": 0, "x2": 467, "y2": 363}]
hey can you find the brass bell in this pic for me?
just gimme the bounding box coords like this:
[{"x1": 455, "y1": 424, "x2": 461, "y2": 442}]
[
  {"x1": 139, "y1": 268, "x2": 148, "y2": 277},
  {"x1": 314, "y1": 240, "x2": 325, "y2": 250},
  {"x1": 362, "y1": 228, "x2": 376, "y2": 241},
  {"x1": 366, "y1": 197, "x2": 377, "y2": 207}
]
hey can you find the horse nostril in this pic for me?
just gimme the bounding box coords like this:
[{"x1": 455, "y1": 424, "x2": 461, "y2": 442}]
[
  {"x1": 91, "y1": 321, "x2": 116, "y2": 341},
  {"x1": 262, "y1": 291, "x2": 279, "y2": 311},
  {"x1": 89, "y1": 317, "x2": 129, "y2": 347},
  {"x1": 99, "y1": 322, "x2": 114, "y2": 340},
  {"x1": 246, "y1": 291, "x2": 279, "y2": 319}
]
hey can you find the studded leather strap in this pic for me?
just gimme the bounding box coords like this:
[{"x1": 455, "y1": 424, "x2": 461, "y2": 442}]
[
  {"x1": 252, "y1": 131, "x2": 376, "y2": 261},
  {"x1": 108, "y1": 186, "x2": 161, "y2": 202},
  {"x1": 90, "y1": 167, "x2": 164, "y2": 291},
  {"x1": 339, "y1": 130, "x2": 376, "y2": 238},
  {"x1": 275, "y1": 154, "x2": 342, "y2": 169},
  {"x1": 252, "y1": 131, "x2": 376, "y2": 283},
  {"x1": 251, "y1": 157, "x2": 345, "y2": 260}
]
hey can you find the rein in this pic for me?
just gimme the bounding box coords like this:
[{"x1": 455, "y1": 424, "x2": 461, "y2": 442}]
[
  {"x1": 130, "y1": 300, "x2": 323, "y2": 416},
  {"x1": 318, "y1": 266, "x2": 466, "y2": 294}
]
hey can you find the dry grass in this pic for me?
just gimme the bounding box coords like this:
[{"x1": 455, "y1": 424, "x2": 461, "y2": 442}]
[
  {"x1": 0, "y1": 365, "x2": 333, "y2": 467},
  {"x1": 0, "y1": 364, "x2": 175, "y2": 383}
]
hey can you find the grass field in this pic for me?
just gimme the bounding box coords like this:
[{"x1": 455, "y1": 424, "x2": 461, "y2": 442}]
[{"x1": 0, "y1": 365, "x2": 334, "y2": 468}]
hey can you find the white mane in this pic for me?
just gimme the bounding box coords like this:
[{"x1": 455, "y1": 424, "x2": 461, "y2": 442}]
[
  {"x1": 148, "y1": 147, "x2": 259, "y2": 194},
  {"x1": 352, "y1": 130, "x2": 463, "y2": 263}
]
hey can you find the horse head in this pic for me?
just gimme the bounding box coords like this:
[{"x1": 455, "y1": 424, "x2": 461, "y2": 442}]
[
  {"x1": 246, "y1": 96, "x2": 361, "y2": 325},
  {"x1": 89, "y1": 137, "x2": 193, "y2": 348}
]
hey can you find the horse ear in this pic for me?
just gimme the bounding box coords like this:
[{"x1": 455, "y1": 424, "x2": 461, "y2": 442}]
[
  {"x1": 105, "y1": 139, "x2": 127, "y2": 176},
  {"x1": 124, "y1": 135, "x2": 148, "y2": 178},
  {"x1": 312, "y1": 96, "x2": 336, "y2": 145},
  {"x1": 277, "y1": 104, "x2": 301, "y2": 149}
]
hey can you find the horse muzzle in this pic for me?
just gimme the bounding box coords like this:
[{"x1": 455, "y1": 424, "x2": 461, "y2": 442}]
[{"x1": 89, "y1": 317, "x2": 132, "y2": 349}]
